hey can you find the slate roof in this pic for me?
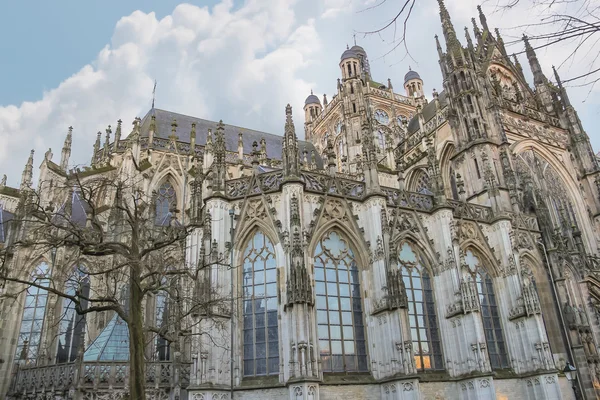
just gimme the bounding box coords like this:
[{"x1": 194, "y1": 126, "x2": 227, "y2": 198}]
[
  {"x1": 340, "y1": 49, "x2": 358, "y2": 61},
  {"x1": 407, "y1": 91, "x2": 448, "y2": 134},
  {"x1": 305, "y1": 93, "x2": 321, "y2": 105},
  {"x1": 53, "y1": 191, "x2": 90, "y2": 227},
  {"x1": 83, "y1": 313, "x2": 130, "y2": 361},
  {"x1": 404, "y1": 69, "x2": 421, "y2": 84},
  {"x1": 139, "y1": 108, "x2": 324, "y2": 168}
]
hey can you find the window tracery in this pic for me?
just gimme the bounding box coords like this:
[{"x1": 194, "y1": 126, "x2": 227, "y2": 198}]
[
  {"x1": 156, "y1": 181, "x2": 177, "y2": 226},
  {"x1": 242, "y1": 231, "x2": 279, "y2": 376},
  {"x1": 16, "y1": 263, "x2": 50, "y2": 366},
  {"x1": 374, "y1": 109, "x2": 390, "y2": 125},
  {"x1": 465, "y1": 249, "x2": 509, "y2": 369},
  {"x1": 399, "y1": 243, "x2": 443, "y2": 370},
  {"x1": 411, "y1": 169, "x2": 432, "y2": 194},
  {"x1": 315, "y1": 231, "x2": 367, "y2": 372}
]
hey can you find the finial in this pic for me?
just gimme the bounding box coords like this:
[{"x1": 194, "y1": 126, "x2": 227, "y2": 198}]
[
  {"x1": 472, "y1": 18, "x2": 481, "y2": 37},
  {"x1": 552, "y1": 66, "x2": 563, "y2": 86},
  {"x1": 477, "y1": 5, "x2": 488, "y2": 31},
  {"x1": 353, "y1": 33, "x2": 357, "y2": 46},
  {"x1": 286, "y1": 103, "x2": 293, "y2": 116},
  {"x1": 311, "y1": 89, "x2": 313, "y2": 95},
  {"x1": 346, "y1": 44, "x2": 349, "y2": 49}
]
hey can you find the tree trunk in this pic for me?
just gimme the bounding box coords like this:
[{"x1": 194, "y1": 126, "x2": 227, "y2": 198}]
[{"x1": 128, "y1": 267, "x2": 146, "y2": 400}]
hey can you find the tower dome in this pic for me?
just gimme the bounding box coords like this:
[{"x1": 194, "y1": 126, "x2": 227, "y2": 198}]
[
  {"x1": 350, "y1": 45, "x2": 371, "y2": 78},
  {"x1": 404, "y1": 69, "x2": 421, "y2": 84},
  {"x1": 340, "y1": 48, "x2": 358, "y2": 61},
  {"x1": 305, "y1": 91, "x2": 321, "y2": 105}
]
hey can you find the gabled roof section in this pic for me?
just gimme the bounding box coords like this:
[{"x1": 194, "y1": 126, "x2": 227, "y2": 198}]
[
  {"x1": 53, "y1": 190, "x2": 90, "y2": 227},
  {"x1": 138, "y1": 108, "x2": 324, "y2": 168},
  {"x1": 407, "y1": 91, "x2": 448, "y2": 134},
  {"x1": 83, "y1": 313, "x2": 129, "y2": 361}
]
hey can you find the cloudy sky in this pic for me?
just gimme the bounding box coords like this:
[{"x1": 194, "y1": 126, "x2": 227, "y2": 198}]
[{"x1": 0, "y1": 0, "x2": 598, "y2": 187}]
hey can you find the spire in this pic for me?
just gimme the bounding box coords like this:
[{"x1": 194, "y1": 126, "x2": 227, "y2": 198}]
[
  {"x1": 523, "y1": 35, "x2": 548, "y2": 85},
  {"x1": 553, "y1": 66, "x2": 571, "y2": 107},
  {"x1": 471, "y1": 18, "x2": 481, "y2": 40},
  {"x1": 438, "y1": 0, "x2": 461, "y2": 53},
  {"x1": 495, "y1": 28, "x2": 507, "y2": 56},
  {"x1": 20, "y1": 150, "x2": 34, "y2": 191},
  {"x1": 103, "y1": 125, "x2": 111, "y2": 161},
  {"x1": 212, "y1": 120, "x2": 226, "y2": 194},
  {"x1": 114, "y1": 119, "x2": 122, "y2": 149},
  {"x1": 464, "y1": 27, "x2": 473, "y2": 49},
  {"x1": 60, "y1": 126, "x2": 73, "y2": 171},
  {"x1": 435, "y1": 35, "x2": 443, "y2": 58},
  {"x1": 190, "y1": 122, "x2": 197, "y2": 155},
  {"x1": 513, "y1": 54, "x2": 525, "y2": 79},
  {"x1": 477, "y1": 5, "x2": 488, "y2": 32},
  {"x1": 282, "y1": 104, "x2": 300, "y2": 179},
  {"x1": 144, "y1": 115, "x2": 155, "y2": 151},
  {"x1": 169, "y1": 119, "x2": 178, "y2": 141},
  {"x1": 92, "y1": 131, "x2": 101, "y2": 166}
]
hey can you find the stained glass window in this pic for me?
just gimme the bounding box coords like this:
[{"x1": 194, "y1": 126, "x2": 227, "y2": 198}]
[
  {"x1": 315, "y1": 231, "x2": 367, "y2": 372},
  {"x1": 56, "y1": 267, "x2": 89, "y2": 363},
  {"x1": 15, "y1": 263, "x2": 50, "y2": 365},
  {"x1": 156, "y1": 181, "x2": 177, "y2": 226},
  {"x1": 242, "y1": 231, "x2": 279, "y2": 376},
  {"x1": 465, "y1": 249, "x2": 509, "y2": 369},
  {"x1": 374, "y1": 109, "x2": 390, "y2": 125},
  {"x1": 399, "y1": 243, "x2": 443, "y2": 371}
]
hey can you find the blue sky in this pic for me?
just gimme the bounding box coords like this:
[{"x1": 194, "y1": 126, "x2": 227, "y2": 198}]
[{"x1": 0, "y1": 0, "x2": 598, "y2": 186}]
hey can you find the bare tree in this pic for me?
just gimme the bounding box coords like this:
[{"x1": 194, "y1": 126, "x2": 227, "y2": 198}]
[{"x1": 0, "y1": 173, "x2": 229, "y2": 399}]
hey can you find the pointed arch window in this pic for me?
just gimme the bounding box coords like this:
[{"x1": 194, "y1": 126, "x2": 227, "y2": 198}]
[
  {"x1": 412, "y1": 169, "x2": 432, "y2": 195},
  {"x1": 242, "y1": 231, "x2": 279, "y2": 376},
  {"x1": 376, "y1": 129, "x2": 386, "y2": 152},
  {"x1": 465, "y1": 249, "x2": 509, "y2": 369},
  {"x1": 156, "y1": 181, "x2": 177, "y2": 226},
  {"x1": 15, "y1": 263, "x2": 50, "y2": 366},
  {"x1": 56, "y1": 267, "x2": 90, "y2": 363},
  {"x1": 399, "y1": 243, "x2": 443, "y2": 370},
  {"x1": 315, "y1": 231, "x2": 367, "y2": 372}
]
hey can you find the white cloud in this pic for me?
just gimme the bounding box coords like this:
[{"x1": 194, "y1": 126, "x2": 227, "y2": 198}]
[{"x1": 0, "y1": 0, "x2": 321, "y2": 187}]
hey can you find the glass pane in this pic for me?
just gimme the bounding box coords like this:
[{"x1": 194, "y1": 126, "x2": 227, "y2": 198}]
[
  {"x1": 314, "y1": 231, "x2": 366, "y2": 373},
  {"x1": 242, "y1": 231, "x2": 279, "y2": 377}
]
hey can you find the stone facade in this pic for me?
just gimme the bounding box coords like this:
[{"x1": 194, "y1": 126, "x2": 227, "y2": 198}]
[{"x1": 1, "y1": 2, "x2": 600, "y2": 399}]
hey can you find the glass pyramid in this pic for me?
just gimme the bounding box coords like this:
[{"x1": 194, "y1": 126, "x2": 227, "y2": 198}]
[{"x1": 83, "y1": 313, "x2": 130, "y2": 361}]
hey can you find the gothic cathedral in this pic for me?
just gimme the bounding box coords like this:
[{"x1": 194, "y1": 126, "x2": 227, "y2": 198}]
[{"x1": 1, "y1": 2, "x2": 600, "y2": 399}]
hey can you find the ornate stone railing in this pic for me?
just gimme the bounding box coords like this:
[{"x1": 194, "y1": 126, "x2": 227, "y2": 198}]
[
  {"x1": 381, "y1": 188, "x2": 434, "y2": 211},
  {"x1": 225, "y1": 170, "x2": 367, "y2": 200},
  {"x1": 11, "y1": 361, "x2": 190, "y2": 396},
  {"x1": 447, "y1": 199, "x2": 493, "y2": 222}
]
